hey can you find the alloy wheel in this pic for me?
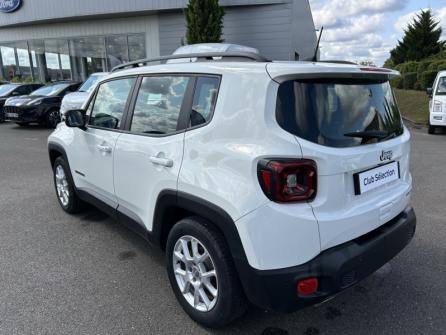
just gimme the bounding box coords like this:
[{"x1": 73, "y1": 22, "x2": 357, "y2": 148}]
[
  {"x1": 48, "y1": 110, "x2": 60, "y2": 128},
  {"x1": 172, "y1": 235, "x2": 219, "y2": 312},
  {"x1": 55, "y1": 165, "x2": 70, "y2": 206}
]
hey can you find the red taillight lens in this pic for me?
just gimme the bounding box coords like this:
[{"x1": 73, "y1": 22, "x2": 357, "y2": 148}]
[
  {"x1": 258, "y1": 159, "x2": 317, "y2": 203},
  {"x1": 297, "y1": 278, "x2": 319, "y2": 296}
]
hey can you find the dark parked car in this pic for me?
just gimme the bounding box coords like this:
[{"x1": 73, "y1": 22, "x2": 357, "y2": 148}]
[
  {"x1": 4, "y1": 81, "x2": 81, "y2": 128},
  {"x1": 0, "y1": 83, "x2": 43, "y2": 123}
]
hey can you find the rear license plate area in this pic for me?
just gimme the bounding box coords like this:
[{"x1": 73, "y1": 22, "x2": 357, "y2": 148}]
[{"x1": 353, "y1": 161, "x2": 400, "y2": 195}]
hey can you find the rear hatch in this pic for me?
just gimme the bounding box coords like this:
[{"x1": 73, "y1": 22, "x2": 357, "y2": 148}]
[{"x1": 267, "y1": 62, "x2": 413, "y2": 251}]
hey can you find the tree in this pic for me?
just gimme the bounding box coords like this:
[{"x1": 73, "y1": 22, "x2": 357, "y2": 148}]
[
  {"x1": 390, "y1": 9, "x2": 444, "y2": 65},
  {"x1": 185, "y1": 0, "x2": 225, "y2": 44}
]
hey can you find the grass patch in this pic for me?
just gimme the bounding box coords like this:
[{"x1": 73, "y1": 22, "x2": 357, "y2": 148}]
[{"x1": 394, "y1": 88, "x2": 429, "y2": 124}]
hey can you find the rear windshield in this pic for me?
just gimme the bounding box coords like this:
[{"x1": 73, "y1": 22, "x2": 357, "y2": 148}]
[{"x1": 276, "y1": 79, "x2": 404, "y2": 148}]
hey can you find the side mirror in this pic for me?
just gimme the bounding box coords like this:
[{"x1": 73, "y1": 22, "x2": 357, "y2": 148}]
[
  {"x1": 65, "y1": 109, "x2": 86, "y2": 129},
  {"x1": 426, "y1": 87, "x2": 433, "y2": 97}
]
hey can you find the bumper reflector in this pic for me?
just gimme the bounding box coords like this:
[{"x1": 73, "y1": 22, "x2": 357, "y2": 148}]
[{"x1": 297, "y1": 278, "x2": 318, "y2": 296}]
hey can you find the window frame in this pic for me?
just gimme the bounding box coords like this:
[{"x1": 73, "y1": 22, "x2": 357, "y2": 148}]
[
  {"x1": 122, "y1": 73, "x2": 222, "y2": 138},
  {"x1": 85, "y1": 76, "x2": 138, "y2": 132}
]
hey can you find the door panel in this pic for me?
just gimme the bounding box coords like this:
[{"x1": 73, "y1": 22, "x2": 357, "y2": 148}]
[
  {"x1": 114, "y1": 75, "x2": 191, "y2": 231},
  {"x1": 70, "y1": 128, "x2": 121, "y2": 207},
  {"x1": 114, "y1": 133, "x2": 185, "y2": 230},
  {"x1": 69, "y1": 77, "x2": 135, "y2": 207}
]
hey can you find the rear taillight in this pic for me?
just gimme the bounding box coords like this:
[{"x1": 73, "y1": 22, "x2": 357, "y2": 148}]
[{"x1": 257, "y1": 159, "x2": 317, "y2": 203}]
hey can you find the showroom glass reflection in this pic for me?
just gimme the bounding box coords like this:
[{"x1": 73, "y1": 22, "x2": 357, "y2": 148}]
[{"x1": 0, "y1": 34, "x2": 145, "y2": 82}]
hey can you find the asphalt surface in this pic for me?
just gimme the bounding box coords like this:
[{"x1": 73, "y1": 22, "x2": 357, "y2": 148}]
[{"x1": 0, "y1": 122, "x2": 445, "y2": 335}]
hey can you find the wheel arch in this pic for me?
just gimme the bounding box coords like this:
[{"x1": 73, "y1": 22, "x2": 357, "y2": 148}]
[
  {"x1": 152, "y1": 190, "x2": 256, "y2": 304},
  {"x1": 48, "y1": 142, "x2": 68, "y2": 168},
  {"x1": 152, "y1": 190, "x2": 249, "y2": 265}
]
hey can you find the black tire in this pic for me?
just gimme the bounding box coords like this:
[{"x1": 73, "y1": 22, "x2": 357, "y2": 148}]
[
  {"x1": 16, "y1": 122, "x2": 29, "y2": 127},
  {"x1": 46, "y1": 108, "x2": 61, "y2": 128},
  {"x1": 428, "y1": 124, "x2": 436, "y2": 134},
  {"x1": 53, "y1": 156, "x2": 84, "y2": 214},
  {"x1": 166, "y1": 217, "x2": 247, "y2": 328}
]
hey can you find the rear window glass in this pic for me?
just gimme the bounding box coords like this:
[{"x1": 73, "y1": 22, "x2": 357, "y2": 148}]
[
  {"x1": 276, "y1": 79, "x2": 404, "y2": 148},
  {"x1": 130, "y1": 76, "x2": 190, "y2": 135}
]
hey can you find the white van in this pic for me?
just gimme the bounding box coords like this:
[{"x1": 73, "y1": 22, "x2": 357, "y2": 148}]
[{"x1": 427, "y1": 71, "x2": 446, "y2": 134}]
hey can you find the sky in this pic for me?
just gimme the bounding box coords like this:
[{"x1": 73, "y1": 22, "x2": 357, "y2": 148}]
[{"x1": 309, "y1": 0, "x2": 446, "y2": 66}]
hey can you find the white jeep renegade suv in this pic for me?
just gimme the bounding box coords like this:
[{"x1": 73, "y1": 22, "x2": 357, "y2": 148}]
[{"x1": 48, "y1": 48, "x2": 416, "y2": 328}]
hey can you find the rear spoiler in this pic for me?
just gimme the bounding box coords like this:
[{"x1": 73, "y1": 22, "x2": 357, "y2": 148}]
[{"x1": 266, "y1": 62, "x2": 400, "y2": 83}]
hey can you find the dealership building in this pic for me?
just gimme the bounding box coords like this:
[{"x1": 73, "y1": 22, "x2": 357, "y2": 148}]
[{"x1": 0, "y1": 0, "x2": 317, "y2": 83}]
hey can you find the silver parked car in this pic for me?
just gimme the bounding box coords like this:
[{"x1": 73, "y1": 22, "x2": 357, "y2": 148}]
[{"x1": 59, "y1": 72, "x2": 108, "y2": 120}]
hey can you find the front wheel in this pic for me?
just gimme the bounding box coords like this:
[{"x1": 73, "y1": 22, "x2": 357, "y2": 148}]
[
  {"x1": 166, "y1": 217, "x2": 247, "y2": 328},
  {"x1": 53, "y1": 157, "x2": 84, "y2": 214},
  {"x1": 46, "y1": 108, "x2": 61, "y2": 128}
]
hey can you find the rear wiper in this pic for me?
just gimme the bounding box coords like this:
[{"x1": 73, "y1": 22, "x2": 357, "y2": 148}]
[{"x1": 344, "y1": 130, "x2": 392, "y2": 139}]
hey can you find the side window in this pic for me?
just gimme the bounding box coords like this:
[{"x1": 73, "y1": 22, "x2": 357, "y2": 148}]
[
  {"x1": 130, "y1": 76, "x2": 190, "y2": 134},
  {"x1": 436, "y1": 77, "x2": 446, "y2": 94},
  {"x1": 89, "y1": 78, "x2": 135, "y2": 130},
  {"x1": 15, "y1": 86, "x2": 29, "y2": 95},
  {"x1": 190, "y1": 76, "x2": 220, "y2": 127},
  {"x1": 61, "y1": 84, "x2": 80, "y2": 96}
]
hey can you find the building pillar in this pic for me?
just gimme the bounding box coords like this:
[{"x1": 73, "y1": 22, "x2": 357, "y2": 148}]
[
  {"x1": 0, "y1": 53, "x2": 5, "y2": 80},
  {"x1": 36, "y1": 53, "x2": 48, "y2": 83},
  {"x1": 80, "y1": 57, "x2": 88, "y2": 81}
]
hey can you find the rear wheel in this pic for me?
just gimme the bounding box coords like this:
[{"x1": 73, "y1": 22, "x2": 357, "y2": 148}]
[
  {"x1": 53, "y1": 157, "x2": 84, "y2": 214},
  {"x1": 166, "y1": 217, "x2": 247, "y2": 328},
  {"x1": 46, "y1": 108, "x2": 60, "y2": 128},
  {"x1": 428, "y1": 124, "x2": 437, "y2": 134}
]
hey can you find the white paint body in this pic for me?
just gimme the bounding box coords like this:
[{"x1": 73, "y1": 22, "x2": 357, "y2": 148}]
[
  {"x1": 429, "y1": 71, "x2": 446, "y2": 127},
  {"x1": 48, "y1": 60, "x2": 412, "y2": 271}
]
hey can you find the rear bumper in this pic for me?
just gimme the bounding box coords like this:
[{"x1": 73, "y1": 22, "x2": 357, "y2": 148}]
[
  {"x1": 430, "y1": 113, "x2": 446, "y2": 126},
  {"x1": 236, "y1": 207, "x2": 416, "y2": 312}
]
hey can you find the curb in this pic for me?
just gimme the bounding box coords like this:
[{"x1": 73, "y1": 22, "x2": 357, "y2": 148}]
[{"x1": 402, "y1": 117, "x2": 426, "y2": 129}]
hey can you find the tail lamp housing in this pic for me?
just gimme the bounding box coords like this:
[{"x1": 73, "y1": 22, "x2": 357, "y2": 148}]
[{"x1": 257, "y1": 159, "x2": 317, "y2": 203}]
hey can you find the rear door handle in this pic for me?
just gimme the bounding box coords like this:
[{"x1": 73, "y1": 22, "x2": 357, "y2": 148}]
[
  {"x1": 97, "y1": 144, "x2": 112, "y2": 154},
  {"x1": 149, "y1": 156, "x2": 173, "y2": 167}
]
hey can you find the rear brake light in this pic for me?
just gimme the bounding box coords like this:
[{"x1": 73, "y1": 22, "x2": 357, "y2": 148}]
[{"x1": 257, "y1": 159, "x2": 317, "y2": 203}]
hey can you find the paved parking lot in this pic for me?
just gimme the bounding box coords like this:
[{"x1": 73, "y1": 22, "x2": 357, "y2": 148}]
[{"x1": 0, "y1": 122, "x2": 445, "y2": 335}]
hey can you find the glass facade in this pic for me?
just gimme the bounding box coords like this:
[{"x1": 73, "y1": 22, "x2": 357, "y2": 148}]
[{"x1": 0, "y1": 34, "x2": 145, "y2": 83}]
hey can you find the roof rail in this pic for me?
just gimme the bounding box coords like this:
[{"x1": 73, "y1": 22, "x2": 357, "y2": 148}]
[{"x1": 111, "y1": 51, "x2": 270, "y2": 72}]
